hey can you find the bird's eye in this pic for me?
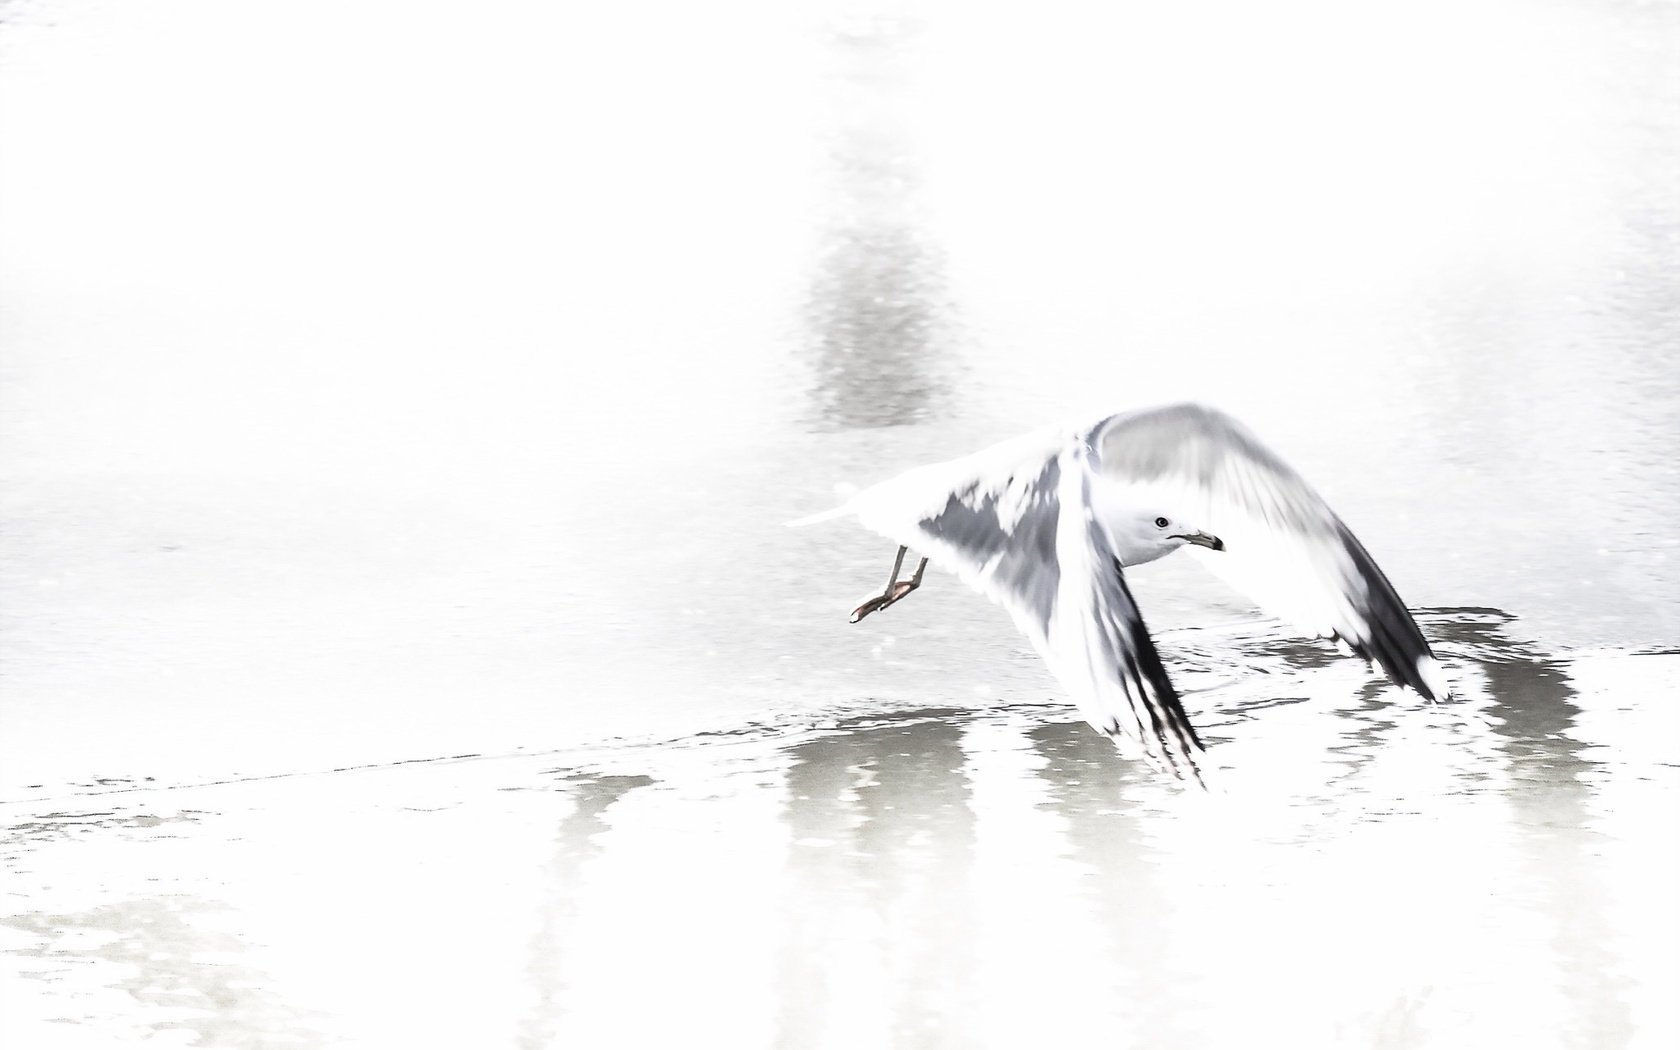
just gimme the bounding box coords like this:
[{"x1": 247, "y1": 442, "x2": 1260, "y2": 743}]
[{"x1": 1154, "y1": 516, "x2": 1170, "y2": 528}]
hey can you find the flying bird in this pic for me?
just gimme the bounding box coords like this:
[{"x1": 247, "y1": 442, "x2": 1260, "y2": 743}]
[{"x1": 789, "y1": 403, "x2": 1450, "y2": 784}]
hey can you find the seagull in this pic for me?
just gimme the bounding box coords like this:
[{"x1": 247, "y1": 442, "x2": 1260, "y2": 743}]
[{"x1": 789, "y1": 403, "x2": 1451, "y2": 784}]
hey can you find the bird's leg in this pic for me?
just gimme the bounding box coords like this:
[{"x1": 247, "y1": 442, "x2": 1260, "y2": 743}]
[
  {"x1": 849, "y1": 547, "x2": 930, "y2": 623},
  {"x1": 850, "y1": 546, "x2": 908, "y2": 623},
  {"x1": 904, "y1": 554, "x2": 928, "y2": 591},
  {"x1": 882, "y1": 543, "x2": 908, "y2": 592}
]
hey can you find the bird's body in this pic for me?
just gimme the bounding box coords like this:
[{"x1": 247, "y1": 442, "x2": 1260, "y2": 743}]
[{"x1": 792, "y1": 403, "x2": 1450, "y2": 783}]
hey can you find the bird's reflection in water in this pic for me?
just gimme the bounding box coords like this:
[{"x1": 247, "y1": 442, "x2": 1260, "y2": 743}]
[
  {"x1": 776, "y1": 712, "x2": 975, "y2": 1048},
  {"x1": 1428, "y1": 609, "x2": 1633, "y2": 1047},
  {"x1": 1024, "y1": 720, "x2": 1186, "y2": 1047},
  {"x1": 513, "y1": 609, "x2": 1649, "y2": 1048},
  {"x1": 524, "y1": 774, "x2": 656, "y2": 1048}
]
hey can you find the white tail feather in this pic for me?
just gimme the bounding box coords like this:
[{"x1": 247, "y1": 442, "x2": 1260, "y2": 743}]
[{"x1": 784, "y1": 504, "x2": 854, "y2": 528}]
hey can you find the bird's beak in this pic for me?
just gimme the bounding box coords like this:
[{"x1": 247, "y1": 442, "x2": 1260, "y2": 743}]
[{"x1": 1172, "y1": 531, "x2": 1225, "y2": 551}]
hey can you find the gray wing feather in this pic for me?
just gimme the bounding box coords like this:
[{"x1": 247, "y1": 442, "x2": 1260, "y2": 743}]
[
  {"x1": 913, "y1": 454, "x2": 1063, "y2": 637},
  {"x1": 1094, "y1": 403, "x2": 1448, "y2": 701},
  {"x1": 1059, "y1": 463, "x2": 1206, "y2": 780},
  {"x1": 907, "y1": 440, "x2": 1206, "y2": 781}
]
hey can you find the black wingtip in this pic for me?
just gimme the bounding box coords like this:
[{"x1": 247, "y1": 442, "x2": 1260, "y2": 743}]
[{"x1": 1334, "y1": 523, "x2": 1448, "y2": 703}]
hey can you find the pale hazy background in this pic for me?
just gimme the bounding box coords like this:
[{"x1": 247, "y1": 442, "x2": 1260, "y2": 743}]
[{"x1": 2, "y1": 0, "x2": 1677, "y2": 1047}]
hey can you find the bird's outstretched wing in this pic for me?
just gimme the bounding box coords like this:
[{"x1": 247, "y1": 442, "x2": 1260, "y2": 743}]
[
  {"x1": 849, "y1": 425, "x2": 1206, "y2": 781},
  {"x1": 1092, "y1": 403, "x2": 1450, "y2": 701}
]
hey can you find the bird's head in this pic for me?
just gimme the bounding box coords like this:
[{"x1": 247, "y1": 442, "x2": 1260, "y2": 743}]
[{"x1": 1113, "y1": 510, "x2": 1224, "y2": 566}]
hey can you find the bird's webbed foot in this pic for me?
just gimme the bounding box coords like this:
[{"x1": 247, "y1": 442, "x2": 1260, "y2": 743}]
[{"x1": 848, "y1": 546, "x2": 929, "y2": 623}]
